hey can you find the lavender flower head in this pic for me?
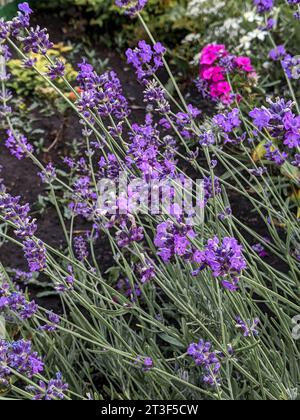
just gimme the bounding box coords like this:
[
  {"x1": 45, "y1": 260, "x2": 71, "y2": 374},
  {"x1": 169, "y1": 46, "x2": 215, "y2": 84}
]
[
  {"x1": 38, "y1": 163, "x2": 56, "y2": 184},
  {"x1": 187, "y1": 340, "x2": 222, "y2": 387},
  {"x1": 126, "y1": 40, "x2": 166, "y2": 81},
  {"x1": 0, "y1": 282, "x2": 38, "y2": 321},
  {"x1": 5, "y1": 129, "x2": 33, "y2": 160},
  {"x1": 24, "y1": 239, "x2": 47, "y2": 272},
  {"x1": 74, "y1": 236, "x2": 89, "y2": 261},
  {"x1": 26, "y1": 372, "x2": 68, "y2": 400},
  {"x1": 18, "y1": 3, "x2": 33, "y2": 15},
  {"x1": 40, "y1": 311, "x2": 60, "y2": 332},
  {"x1": 0, "y1": 339, "x2": 44, "y2": 386},
  {"x1": 193, "y1": 237, "x2": 247, "y2": 291},
  {"x1": 0, "y1": 192, "x2": 37, "y2": 239},
  {"x1": 236, "y1": 317, "x2": 260, "y2": 337},
  {"x1": 115, "y1": 0, "x2": 148, "y2": 17},
  {"x1": 253, "y1": 0, "x2": 274, "y2": 14}
]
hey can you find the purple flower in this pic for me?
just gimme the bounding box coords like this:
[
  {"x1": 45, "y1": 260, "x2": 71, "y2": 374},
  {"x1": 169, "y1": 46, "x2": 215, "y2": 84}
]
[
  {"x1": 24, "y1": 239, "x2": 47, "y2": 272},
  {"x1": 115, "y1": 0, "x2": 148, "y2": 17},
  {"x1": 18, "y1": 2, "x2": 33, "y2": 15},
  {"x1": 117, "y1": 278, "x2": 142, "y2": 300},
  {"x1": 74, "y1": 236, "x2": 89, "y2": 261},
  {"x1": 126, "y1": 41, "x2": 166, "y2": 81},
  {"x1": 199, "y1": 132, "x2": 215, "y2": 146},
  {"x1": 292, "y1": 154, "x2": 300, "y2": 167},
  {"x1": 213, "y1": 108, "x2": 241, "y2": 133},
  {"x1": 126, "y1": 119, "x2": 177, "y2": 181},
  {"x1": 138, "y1": 260, "x2": 155, "y2": 284},
  {"x1": 26, "y1": 372, "x2": 68, "y2": 400},
  {"x1": 40, "y1": 311, "x2": 60, "y2": 332},
  {"x1": 193, "y1": 237, "x2": 247, "y2": 291},
  {"x1": 144, "y1": 80, "x2": 170, "y2": 113},
  {"x1": 252, "y1": 243, "x2": 269, "y2": 257},
  {"x1": 269, "y1": 45, "x2": 286, "y2": 61},
  {"x1": 0, "y1": 19, "x2": 10, "y2": 41},
  {"x1": 0, "y1": 192, "x2": 37, "y2": 239},
  {"x1": 76, "y1": 65, "x2": 129, "y2": 121},
  {"x1": 250, "y1": 99, "x2": 300, "y2": 150},
  {"x1": 143, "y1": 357, "x2": 153, "y2": 371},
  {"x1": 253, "y1": 0, "x2": 274, "y2": 13},
  {"x1": 5, "y1": 129, "x2": 33, "y2": 160},
  {"x1": 187, "y1": 340, "x2": 222, "y2": 387},
  {"x1": 0, "y1": 282, "x2": 38, "y2": 321},
  {"x1": 154, "y1": 220, "x2": 196, "y2": 263},
  {"x1": 23, "y1": 26, "x2": 53, "y2": 55},
  {"x1": 283, "y1": 112, "x2": 300, "y2": 148},
  {"x1": 38, "y1": 163, "x2": 56, "y2": 184},
  {"x1": 282, "y1": 54, "x2": 300, "y2": 80},
  {"x1": 0, "y1": 339, "x2": 44, "y2": 386},
  {"x1": 236, "y1": 317, "x2": 260, "y2": 337},
  {"x1": 47, "y1": 59, "x2": 65, "y2": 80},
  {"x1": 135, "y1": 355, "x2": 154, "y2": 371},
  {"x1": 264, "y1": 142, "x2": 288, "y2": 165},
  {"x1": 116, "y1": 225, "x2": 144, "y2": 248},
  {"x1": 203, "y1": 176, "x2": 221, "y2": 205},
  {"x1": 249, "y1": 108, "x2": 271, "y2": 130}
]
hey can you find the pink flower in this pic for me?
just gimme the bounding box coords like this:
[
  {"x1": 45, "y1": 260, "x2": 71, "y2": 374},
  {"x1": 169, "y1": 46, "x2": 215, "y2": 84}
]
[
  {"x1": 210, "y1": 81, "x2": 231, "y2": 98},
  {"x1": 200, "y1": 44, "x2": 227, "y2": 66},
  {"x1": 201, "y1": 66, "x2": 225, "y2": 82},
  {"x1": 235, "y1": 57, "x2": 253, "y2": 72}
]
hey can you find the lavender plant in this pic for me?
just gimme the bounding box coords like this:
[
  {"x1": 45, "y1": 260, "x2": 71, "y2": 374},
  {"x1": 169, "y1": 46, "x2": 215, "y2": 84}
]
[{"x1": 0, "y1": 1, "x2": 299, "y2": 401}]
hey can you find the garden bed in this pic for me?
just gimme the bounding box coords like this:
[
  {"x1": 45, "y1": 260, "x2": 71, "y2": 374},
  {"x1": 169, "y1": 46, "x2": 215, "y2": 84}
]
[{"x1": 0, "y1": 0, "x2": 299, "y2": 402}]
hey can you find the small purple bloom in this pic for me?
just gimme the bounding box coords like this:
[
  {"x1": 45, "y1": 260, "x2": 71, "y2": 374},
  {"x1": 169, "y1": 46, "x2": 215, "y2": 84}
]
[
  {"x1": 236, "y1": 317, "x2": 260, "y2": 337},
  {"x1": 18, "y1": 2, "x2": 33, "y2": 15},
  {"x1": 26, "y1": 372, "x2": 68, "y2": 400},
  {"x1": 5, "y1": 129, "x2": 33, "y2": 160},
  {"x1": 74, "y1": 236, "x2": 89, "y2": 261},
  {"x1": 187, "y1": 339, "x2": 222, "y2": 387},
  {"x1": 253, "y1": 0, "x2": 274, "y2": 14},
  {"x1": 115, "y1": 0, "x2": 148, "y2": 17},
  {"x1": 126, "y1": 40, "x2": 166, "y2": 81},
  {"x1": 24, "y1": 239, "x2": 47, "y2": 272},
  {"x1": 213, "y1": 108, "x2": 241, "y2": 133}
]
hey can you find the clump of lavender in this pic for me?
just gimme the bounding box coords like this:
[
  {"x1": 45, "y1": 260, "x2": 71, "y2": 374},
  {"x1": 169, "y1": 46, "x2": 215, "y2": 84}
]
[
  {"x1": 0, "y1": 190, "x2": 46, "y2": 272},
  {"x1": 126, "y1": 40, "x2": 166, "y2": 81},
  {"x1": 193, "y1": 237, "x2": 247, "y2": 291},
  {"x1": 5, "y1": 129, "x2": 33, "y2": 160},
  {"x1": 249, "y1": 98, "x2": 300, "y2": 171},
  {"x1": 187, "y1": 340, "x2": 222, "y2": 387},
  {"x1": 115, "y1": 0, "x2": 148, "y2": 17},
  {"x1": 26, "y1": 372, "x2": 68, "y2": 400},
  {"x1": 269, "y1": 45, "x2": 300, "y2": 81},
  {"x1": 0, "y1": 339, "x2": 44, "y2": 387},
  {"x1": 154, "y1": 219, "x2": 196, "y2": 263},
  {"x1": 76, "y1": 64, "x2": 130, "y2": 122},
  {"x1": 0, "y1": 282, "x2": 38, "y2": 321},
  {"x1": 0, "y1": 192, "x2": 37, "y2": 238}
]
